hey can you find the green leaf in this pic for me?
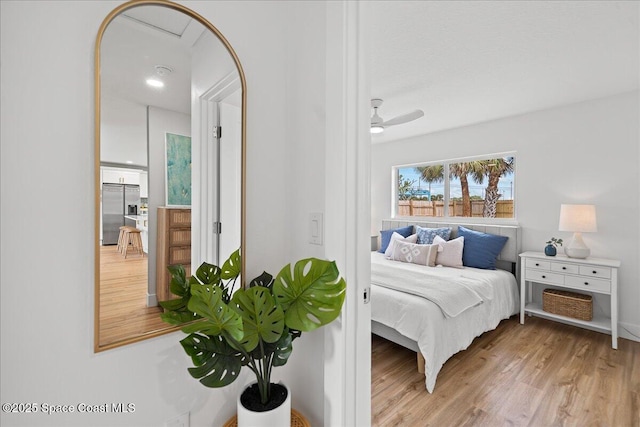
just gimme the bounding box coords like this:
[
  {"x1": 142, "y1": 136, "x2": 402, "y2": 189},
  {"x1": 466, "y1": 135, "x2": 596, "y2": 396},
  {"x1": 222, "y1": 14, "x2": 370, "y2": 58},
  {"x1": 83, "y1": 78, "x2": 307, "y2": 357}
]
[
  {"x1": 168, "y1": 264, "x2": 186, "y2": 280},
  {"x1": 221, "y1": 249, "x2": 242, "y2": 280},
  {"x1": 195, "y1": 262, "x2": 222, "y2": 286},
  {"x1": 180, "y1": 333, "x2": 243, "y2": 388},
  {"x1": 271, "y1": 330, "x2": 294, "y2": 367},
  {"x1": 158, "y1": 297, "x2": 187, "y2": 311},
  {"x1": 272, "y1": 258, "x2": 346, "y2": 332},
  {"x1": 231, "y1": 286, "x2": 284, "y2": 352},
  {"x1": 167, "y1": 264, "x2": 188, "y2": 297},
  {"x1": 184, "y1": 285, "x2": 244, "y2": 341},
  {"x1": 249, "y1": 272, "x2": 273, "y2": 289},
  {"x1": 160, "y1": 310, "x2": 199, "y2": 325}
]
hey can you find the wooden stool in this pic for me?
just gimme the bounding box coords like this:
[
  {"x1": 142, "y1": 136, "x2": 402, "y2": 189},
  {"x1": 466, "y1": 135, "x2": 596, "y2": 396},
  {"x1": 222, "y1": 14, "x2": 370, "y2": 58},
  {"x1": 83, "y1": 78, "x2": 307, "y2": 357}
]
[
  {"x1": 117, "y1": 226, "x2": 129, "y2": 254},
  {"x1": 122, "y1": 227, "x2": 144, "y2": 258}
]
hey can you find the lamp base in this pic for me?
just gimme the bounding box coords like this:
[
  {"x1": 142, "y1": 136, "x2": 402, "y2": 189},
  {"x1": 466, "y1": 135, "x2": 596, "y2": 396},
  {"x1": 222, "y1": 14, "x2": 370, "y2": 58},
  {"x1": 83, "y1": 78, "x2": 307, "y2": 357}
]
[{"x1": 564, "y1": 232, "x2": 590, "y2": 259}]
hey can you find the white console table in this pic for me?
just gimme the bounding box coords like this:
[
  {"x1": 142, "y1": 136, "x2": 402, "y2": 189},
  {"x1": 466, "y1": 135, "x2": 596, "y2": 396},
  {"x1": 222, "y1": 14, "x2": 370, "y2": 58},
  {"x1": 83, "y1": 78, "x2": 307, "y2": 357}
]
[{"x1": 519, "y1": 251, "x2": 620, "y2": 349}]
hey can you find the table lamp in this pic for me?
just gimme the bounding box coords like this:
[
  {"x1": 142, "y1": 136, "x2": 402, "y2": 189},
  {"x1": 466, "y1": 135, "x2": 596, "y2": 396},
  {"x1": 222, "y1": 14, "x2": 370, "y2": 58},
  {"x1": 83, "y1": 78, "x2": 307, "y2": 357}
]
[{"x1": 558, "y1": 204, "x2": 597, "y2": 258}]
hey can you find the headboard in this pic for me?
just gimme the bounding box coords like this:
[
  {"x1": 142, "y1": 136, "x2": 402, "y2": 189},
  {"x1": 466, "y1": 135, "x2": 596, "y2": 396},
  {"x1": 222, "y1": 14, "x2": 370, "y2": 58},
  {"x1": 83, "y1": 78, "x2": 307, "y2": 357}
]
[{"x1": 380, "y1": 219, "x2": 521, "y2": 273}]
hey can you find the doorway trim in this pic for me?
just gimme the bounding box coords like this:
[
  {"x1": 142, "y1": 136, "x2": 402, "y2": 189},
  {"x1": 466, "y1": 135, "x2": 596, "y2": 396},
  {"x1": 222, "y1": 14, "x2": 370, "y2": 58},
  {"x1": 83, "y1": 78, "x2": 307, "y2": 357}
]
[
  {"x1": 193, "y1": 72, "x2": 241, "y2": 268},
  {"x1": 323, "y1": 1, "x2": 371, "y2": 426}
]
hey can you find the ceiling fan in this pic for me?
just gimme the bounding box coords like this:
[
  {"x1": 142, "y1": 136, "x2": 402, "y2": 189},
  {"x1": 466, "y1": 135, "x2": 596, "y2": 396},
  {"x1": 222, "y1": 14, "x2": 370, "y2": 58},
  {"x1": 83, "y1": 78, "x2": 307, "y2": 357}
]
[{"x1": 370, "y1": 98, "x2": 424, "y2": 134}]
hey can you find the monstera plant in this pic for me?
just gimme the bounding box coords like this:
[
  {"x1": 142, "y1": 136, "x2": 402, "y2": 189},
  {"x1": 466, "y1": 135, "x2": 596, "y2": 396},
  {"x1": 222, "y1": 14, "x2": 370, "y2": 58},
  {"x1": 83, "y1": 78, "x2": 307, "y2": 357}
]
[{"x1": 159, "y1": 249, "x2": 346, "y2": 422}]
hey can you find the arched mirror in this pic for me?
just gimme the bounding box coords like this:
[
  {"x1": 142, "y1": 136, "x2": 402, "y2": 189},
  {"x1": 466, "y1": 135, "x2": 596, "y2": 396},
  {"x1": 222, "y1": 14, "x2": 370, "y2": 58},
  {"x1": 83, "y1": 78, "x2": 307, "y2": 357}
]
[{"x1": 94, "y1": 0, "x2": 246, "y2": 352}]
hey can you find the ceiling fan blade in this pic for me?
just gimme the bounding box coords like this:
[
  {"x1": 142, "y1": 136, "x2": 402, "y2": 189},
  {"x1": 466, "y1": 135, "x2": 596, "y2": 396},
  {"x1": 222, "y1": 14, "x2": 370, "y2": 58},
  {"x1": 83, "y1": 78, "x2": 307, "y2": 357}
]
[{"x1": 382, "y1": 110, "x2": 424, "y2": 127}]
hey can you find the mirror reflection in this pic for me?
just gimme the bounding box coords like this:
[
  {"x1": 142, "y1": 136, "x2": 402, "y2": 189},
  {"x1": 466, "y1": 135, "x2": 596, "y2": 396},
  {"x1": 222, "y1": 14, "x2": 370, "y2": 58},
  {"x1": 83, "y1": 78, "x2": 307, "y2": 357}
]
[{"x1": 96, "y1": 1, "x2": 244, "y2": 351}]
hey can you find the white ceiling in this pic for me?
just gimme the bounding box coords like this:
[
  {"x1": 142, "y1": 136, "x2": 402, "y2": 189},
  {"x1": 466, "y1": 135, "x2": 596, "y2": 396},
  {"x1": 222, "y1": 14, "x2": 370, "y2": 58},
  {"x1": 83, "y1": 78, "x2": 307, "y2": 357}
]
[
  {"x1": 101, "y1": 6, "x2": 206, "y2": 115},
  {"x1": 370, "y1": 1, "x2": 640, "y2": 144},
  {"x1": 101, "y1": 6, "x2": 241, "y2": 115}
]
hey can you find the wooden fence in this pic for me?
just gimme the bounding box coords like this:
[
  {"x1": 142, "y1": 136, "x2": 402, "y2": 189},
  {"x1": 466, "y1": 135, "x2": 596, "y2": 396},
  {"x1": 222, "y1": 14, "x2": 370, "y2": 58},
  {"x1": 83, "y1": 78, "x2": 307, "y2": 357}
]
[{"x1": 398, "y1": 200, "x2": 514, "y2": 218}]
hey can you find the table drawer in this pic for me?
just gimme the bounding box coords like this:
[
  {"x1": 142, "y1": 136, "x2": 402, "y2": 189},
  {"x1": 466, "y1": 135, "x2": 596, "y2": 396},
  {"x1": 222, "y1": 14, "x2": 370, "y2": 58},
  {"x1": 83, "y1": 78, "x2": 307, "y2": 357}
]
[
  {"x1": 578, "y1": 266, "x2": 611, "y2": 279},
  {"x1": 526, "y1": 259, "x2": 550, "y2": 270},
  {"x1": 169, "y1": 228, "x2": 191, "y2": 246},
  {"x1": 565, "y1": 275, "x2": 611, "y2": 293},
  {"x1": 169, "y1": 246, "x2": 191, "y2": 264},
  {"x1": 550, "y1": 262, "x2": 580, "y2": 274},
  {"x1": 525, "y1": 269, "x2": 564, "y2": 285},
  {"x1": 168, "y1": 209, "x2": 191, "y2": 227}
]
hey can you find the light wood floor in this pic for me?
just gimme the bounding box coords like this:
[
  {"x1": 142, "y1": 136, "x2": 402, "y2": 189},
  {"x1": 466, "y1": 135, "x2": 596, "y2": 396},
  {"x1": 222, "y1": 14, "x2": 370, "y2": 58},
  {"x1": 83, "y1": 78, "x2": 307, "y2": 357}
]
[
  {"x1": 372, "y1": 316, "x2": 640, "y2": 426},
  {"x1": 99, "y1": 245, "x2": 167, "y2": 347}
]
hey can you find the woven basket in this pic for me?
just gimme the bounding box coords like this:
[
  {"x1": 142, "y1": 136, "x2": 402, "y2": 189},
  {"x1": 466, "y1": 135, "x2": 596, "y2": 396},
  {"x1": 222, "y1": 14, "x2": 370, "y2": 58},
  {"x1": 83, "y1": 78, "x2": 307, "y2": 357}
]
[
  {"x1": 223, "y1": 409, "x2": 310, "y2": 427},
  {"x1": 542, "y1": 288, "x2": 592, "y2": 321}
]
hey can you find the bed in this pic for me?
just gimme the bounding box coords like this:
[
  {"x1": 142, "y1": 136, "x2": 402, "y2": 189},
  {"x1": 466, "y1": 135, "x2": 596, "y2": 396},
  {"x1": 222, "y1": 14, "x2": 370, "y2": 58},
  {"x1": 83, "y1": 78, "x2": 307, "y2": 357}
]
[{"x1": 371, "y1": 220, "x2": 521, "y2": 392}]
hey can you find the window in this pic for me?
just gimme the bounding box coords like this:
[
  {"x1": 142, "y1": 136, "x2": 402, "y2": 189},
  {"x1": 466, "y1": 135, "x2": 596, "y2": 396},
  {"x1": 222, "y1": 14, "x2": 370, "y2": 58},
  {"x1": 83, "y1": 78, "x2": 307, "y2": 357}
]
[{"x1": 395, "y1": 154, "x2": 515, "y2": 220}]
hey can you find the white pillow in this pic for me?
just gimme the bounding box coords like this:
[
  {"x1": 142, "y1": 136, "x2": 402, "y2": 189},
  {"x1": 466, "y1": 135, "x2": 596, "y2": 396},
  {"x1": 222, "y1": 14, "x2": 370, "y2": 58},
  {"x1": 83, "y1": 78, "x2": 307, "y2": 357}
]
[
  {"x1": 384, "y1": 232, "x2": 418, "y2": 258},
  {"x1": 391, "y1": 240, "x2": 439, "y2": 267},
  {"x1": 432, "y1": 235, "x2": 464, "y2": 268}
]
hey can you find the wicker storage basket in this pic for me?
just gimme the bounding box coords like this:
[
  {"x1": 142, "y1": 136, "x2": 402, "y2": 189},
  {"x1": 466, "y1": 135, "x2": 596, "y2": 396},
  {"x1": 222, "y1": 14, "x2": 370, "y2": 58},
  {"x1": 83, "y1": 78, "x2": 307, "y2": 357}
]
[
  {"x1": 542, "y1": 288, "x2": 592, "y2": 321},
  {"x1": 223, "y1": 409, "x2": 310, "y2": 427}
]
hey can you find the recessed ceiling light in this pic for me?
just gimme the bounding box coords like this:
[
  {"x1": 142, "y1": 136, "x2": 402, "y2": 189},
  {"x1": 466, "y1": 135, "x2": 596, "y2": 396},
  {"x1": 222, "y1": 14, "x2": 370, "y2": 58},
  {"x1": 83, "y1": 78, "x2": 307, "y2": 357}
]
[
  {"x1": 155, "y1": 65, "x2": 173, "y2": 76},
  {"x1": 146, "y1": 78, "x2": 164, "y2": 88},
  {"x1": 126, "y1": 161, "x2": 133, "y2": 164}
]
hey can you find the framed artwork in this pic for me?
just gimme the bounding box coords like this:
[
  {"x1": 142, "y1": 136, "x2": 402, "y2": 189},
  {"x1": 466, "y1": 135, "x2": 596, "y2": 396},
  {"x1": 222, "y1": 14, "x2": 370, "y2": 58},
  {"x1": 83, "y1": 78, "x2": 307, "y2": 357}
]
[{"x1": 165, "y1": 132, "x2": 192, "y2": 206}]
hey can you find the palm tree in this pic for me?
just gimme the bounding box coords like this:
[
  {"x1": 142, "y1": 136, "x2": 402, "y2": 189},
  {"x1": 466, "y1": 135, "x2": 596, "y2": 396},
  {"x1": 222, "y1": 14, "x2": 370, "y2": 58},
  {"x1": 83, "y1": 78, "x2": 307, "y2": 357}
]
[
  {"x1": 415, "y1": 165, "x2": 444, "y2": 201},
  {"x1": 397, "y1": 173, "x2": 415, "y2": 201},
  {"x1": 449, "y1": 161, "x2": 484, "y2": 217},
  {"x1": 481, "y1": 157, "x2": 514, "y2": 217}
]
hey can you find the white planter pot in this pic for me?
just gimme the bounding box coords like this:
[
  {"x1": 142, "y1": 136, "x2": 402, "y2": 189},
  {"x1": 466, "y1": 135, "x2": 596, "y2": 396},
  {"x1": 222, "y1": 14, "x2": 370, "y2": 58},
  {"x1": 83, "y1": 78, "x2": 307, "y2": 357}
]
[{"x1": 237, "y1": 382, "x2": 291, "y2": 427}]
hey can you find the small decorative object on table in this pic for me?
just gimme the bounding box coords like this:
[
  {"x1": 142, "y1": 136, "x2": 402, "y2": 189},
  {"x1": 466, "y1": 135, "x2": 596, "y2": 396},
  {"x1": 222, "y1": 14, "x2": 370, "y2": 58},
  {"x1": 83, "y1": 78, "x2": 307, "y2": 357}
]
[{"x1": 544, "y1": 237, "x2": 563, "y2": 256}]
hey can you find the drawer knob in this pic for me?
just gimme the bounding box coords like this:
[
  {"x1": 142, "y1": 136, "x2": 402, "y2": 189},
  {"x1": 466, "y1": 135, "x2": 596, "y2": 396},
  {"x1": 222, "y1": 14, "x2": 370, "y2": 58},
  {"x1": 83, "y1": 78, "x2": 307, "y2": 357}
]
[
  {"x1": 592, "y1": 270, "x2": 597, "y2": 274},
  {"x1": 562, "y1": 267, "x2": 566, "y2": 270},
  {"x1": 584, "y1": 282, "x2": 589, "y2": 286},
  {"x1": 542, "y1": 275, "x2": 546, "y2": 279},
  {"x1": 535, "y1": 263, "x2": 540, "y2": 266}
]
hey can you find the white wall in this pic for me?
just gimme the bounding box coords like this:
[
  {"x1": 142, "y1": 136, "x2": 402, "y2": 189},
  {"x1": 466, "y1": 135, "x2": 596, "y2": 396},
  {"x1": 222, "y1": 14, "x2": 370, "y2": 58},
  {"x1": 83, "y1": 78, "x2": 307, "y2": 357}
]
[
  {"x1": 100, "y1": 93, "x2": 148, "y2": 166},
  {"x1": 0, "y1": 1, "x2": 337, "y2": 426},
  {"x1": 274, "y1": 1, "x2": 328, "y2": 425},
  {"x1": 371, "y1": 91, "x2": 640, "y2": 341}
]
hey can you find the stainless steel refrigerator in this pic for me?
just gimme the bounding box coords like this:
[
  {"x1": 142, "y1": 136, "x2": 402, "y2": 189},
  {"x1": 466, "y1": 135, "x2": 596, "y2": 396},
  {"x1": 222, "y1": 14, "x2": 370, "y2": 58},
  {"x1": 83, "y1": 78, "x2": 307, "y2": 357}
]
[{"x1": 102, "y1": 183, "x2": 140, "y2": 245}]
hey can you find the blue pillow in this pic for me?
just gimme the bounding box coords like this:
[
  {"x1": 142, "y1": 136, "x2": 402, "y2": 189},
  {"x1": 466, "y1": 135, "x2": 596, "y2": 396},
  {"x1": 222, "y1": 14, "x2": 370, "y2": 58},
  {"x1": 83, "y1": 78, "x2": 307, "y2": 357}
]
[
  {"x1": 379, "y1": 225, "x2": 413, "y2": 253},
  {"x1": 458, "y1": 226, "x2": 508, "y2": 270},
  {"x1": 416, "y1": 226, "x2": 452, "y2": 244}
]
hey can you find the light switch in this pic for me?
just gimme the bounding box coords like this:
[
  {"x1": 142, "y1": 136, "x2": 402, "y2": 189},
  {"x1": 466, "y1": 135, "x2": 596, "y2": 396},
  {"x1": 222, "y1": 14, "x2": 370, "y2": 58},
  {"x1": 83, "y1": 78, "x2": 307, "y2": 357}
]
[{"x1": 309, "y1": 212, "x2": 323, "y2": 245}]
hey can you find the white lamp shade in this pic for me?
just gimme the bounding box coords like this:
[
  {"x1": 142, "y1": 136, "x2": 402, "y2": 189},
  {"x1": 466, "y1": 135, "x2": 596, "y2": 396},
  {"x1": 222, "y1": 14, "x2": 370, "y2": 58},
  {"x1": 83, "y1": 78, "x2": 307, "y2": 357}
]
[{"x1": 558, "y1": 204, "x2": 597, "y2": 233}]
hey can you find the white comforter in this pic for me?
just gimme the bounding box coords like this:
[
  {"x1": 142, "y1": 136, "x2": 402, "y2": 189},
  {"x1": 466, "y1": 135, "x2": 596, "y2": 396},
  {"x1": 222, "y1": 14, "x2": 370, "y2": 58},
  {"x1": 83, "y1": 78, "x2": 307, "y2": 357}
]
[
  {"x1": 372, "y1": 261, "x2": 487, "y2": 318},
  {"x1": 371, "y1": 252, "x2": 519, "y2": 392}
]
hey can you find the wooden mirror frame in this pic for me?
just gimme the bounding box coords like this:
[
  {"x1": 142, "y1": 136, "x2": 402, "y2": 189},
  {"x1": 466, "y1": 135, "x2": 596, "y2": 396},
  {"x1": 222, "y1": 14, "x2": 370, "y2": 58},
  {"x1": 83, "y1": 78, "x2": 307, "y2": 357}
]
[{"x1": 94, "y1": 0, "x2": 246, "y2": 352}]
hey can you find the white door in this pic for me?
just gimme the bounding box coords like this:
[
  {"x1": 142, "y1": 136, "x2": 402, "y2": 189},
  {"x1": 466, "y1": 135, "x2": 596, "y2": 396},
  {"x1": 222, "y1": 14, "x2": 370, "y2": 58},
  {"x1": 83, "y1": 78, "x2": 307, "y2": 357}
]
[
  {"x1": 195, "y1": 76, "x2": 241, "y2": 268},
  {"x1": 218, "y1": 97, "x2": 242, "y2": 262},
  {"x1": 202, "y1": 98, "x2": 220, "y2": 265}
]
